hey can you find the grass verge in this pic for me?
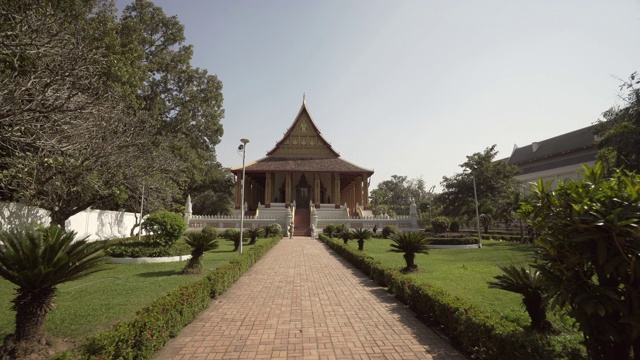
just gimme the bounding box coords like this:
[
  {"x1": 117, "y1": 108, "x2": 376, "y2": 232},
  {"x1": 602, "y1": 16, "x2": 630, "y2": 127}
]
[
  {"x1": 0, "y1": 237, "x2": 277, "y2": 356},
  {"x1": 320, "y1": 235, "x2": 586, "y2": 360}
]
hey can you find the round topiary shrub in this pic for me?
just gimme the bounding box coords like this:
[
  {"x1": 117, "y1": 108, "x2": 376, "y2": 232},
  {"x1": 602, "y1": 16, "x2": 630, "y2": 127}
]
[
  {"x1": 382, "y1": 225, "x2": 398, "y2": 239},
  {"x1": 142, "y1": 210, "x2": 187, "y2": 247},
  {"x1": 201, "y1": 227, "x2": 218, "y2": 240},
  {"x1": 265, "y1": 223, "x2": 282, "y2": 237},
  {"x1": 449, "y1": 220, "x2": 460, "y2": 232},
  {"x1": 431, "y1": 217, "x2": 450, "y2": 234}
]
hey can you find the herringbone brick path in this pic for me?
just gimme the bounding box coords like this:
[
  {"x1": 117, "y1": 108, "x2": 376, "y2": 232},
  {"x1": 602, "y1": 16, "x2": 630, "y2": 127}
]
[{"x1": 154, "y1": 237, "x2": 466, "y2": 360}]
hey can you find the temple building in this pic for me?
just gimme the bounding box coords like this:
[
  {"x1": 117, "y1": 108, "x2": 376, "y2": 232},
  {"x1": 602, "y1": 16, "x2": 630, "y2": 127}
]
[{"x1": 231, "y1": 99, "x2": 374, "y2": 218}]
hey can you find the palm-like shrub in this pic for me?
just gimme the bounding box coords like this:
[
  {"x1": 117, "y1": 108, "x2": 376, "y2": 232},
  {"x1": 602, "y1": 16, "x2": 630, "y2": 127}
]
[
  {"x1": 389, "y1": 231, "x2": 431, "y2": 272},
  {"x1": 182, "y1": 232, "x2": 219, "y2": 274},
  {"x1": 225, "y1": 229, "x2": 241, "y2": 251},
  {"x1": 322, "y1": 224, "x2": 336, "y2": 237},
  {"x1": 0, "y1": 226, "x2": 105, "y2": 354},
  {"x1": 351, "y1": 228, "x2": 373, "y2": 251},
  {"x1": 243, "y1": 227, "x2": 264, "y2": 245},
  {"x1": 336, "y1": 224, "x2": 351, "y2": 244},
  {"x1": 488, "y1": 265, "x2": 553, "y2": 332}
]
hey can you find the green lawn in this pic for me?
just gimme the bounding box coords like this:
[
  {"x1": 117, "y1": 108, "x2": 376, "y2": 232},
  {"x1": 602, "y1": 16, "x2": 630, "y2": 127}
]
[
  {"x1": 345, "y1": 239, "x2": 536, "y2": 326},
  {"x1": 0, "y1": 239, "x2": 251, "y2": 342}
]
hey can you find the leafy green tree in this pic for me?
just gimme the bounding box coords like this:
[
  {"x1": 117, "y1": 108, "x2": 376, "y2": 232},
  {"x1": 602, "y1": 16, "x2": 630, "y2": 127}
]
[
  {"x1": 389, "y1": 231, "x2": 431, "y2": 273},
  {"x1": 488, "y1": 265, "x2": 553, "y2": 332},
  {"x1": 521, "y1": 163, "x2": 640, "y2": 359},
  {"x1": 0, "y1": 0, "x2": 186, "y2": 228},
  {"x1": 595, "y1": 72, "x2": 640, "y2": 172},
  {"x1": 0, "y1": 226, "x2": 105, "y2": 356},
  {"x1": 369, "y1": 175, "x2": 429, "y2": 215},
  {"x1": 182, "y1": 232, "x2": 218, "y2": 274},
  {"x1": 438, "y1": 145, "x2": 519, "y2": 225},
  {"x1": 141, "y1": 211, "x2": 187, "y2": 247},
  {"x1": 351, "y1": 228, "x2": 373, "y2": 251},
  {"x1": 120, "y1": 0, "x2": 227, "y2": 201}
]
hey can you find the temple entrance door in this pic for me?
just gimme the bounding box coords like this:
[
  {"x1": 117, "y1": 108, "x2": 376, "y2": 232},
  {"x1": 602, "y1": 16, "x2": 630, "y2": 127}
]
[
  {"x1": 295, "y1": 174, "x2": 311, "y2": 209},
  {"x1": 296, "y1": 187, "x2": 309, "y2": 209}
]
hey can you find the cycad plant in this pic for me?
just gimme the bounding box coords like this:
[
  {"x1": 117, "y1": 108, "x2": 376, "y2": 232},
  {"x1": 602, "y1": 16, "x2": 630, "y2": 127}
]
[
  {"x1": 389, "y1": 231, "x2": 431, "y2": 273},
  {"x1": 351, "y1": 228, "x2": 373, "y2": 251},
  {"x1": 337, "y1": 225, "x2": 351, "y2": 244},
  {"x1": 243, "y1": 227, "x2": 264, "y2": 245},
  {"x1": 0, "y1": 226, "x2": 105, "y2": 354},
  {"x1": 488, "y1": 265, "x2": 553, "y2": 332},
  {"x1": 225, "y1": 229, "x2": 241, "y2": 252},
  {"x1": 183, "y1": 232, "x2": 219, "y2": 274}
]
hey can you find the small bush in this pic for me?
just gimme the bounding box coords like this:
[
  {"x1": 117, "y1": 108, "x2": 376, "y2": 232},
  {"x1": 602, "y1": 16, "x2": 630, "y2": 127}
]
[
  {"x1": 449, "y1": 220, "x2": 460, "y2": 232},
  {"x1": 264, "y1": 223, "x2": 282, "y2": 237},
  {"x1": 323, "y1": 224, "x2": 337, "y2": 237},
  {"x1": 382, "y1": 225, "x2": 398, "y2": 239},
  {"x1": 105, "y1": 238, "x2": 191, "y2": 258},
  {"x1": 201, "y1": 227, "x2": 218, "y2": 240},
  {"x1": 431, "y1": 217, "x2": 450, "y2": 234},
  {"x1": 141, "y1": 211, "x2": 187, "y2": 247}
]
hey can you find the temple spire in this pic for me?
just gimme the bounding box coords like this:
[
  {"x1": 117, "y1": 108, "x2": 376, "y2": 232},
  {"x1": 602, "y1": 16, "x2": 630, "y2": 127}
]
[{"x1": 303, "y1": 92, "x2": 306, "y2": 104}]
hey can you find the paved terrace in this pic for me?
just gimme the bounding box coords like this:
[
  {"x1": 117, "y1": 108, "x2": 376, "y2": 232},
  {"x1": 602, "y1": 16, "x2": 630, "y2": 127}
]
[{"x1": 155, "y1": 237, "x2": 466, "y2": 360}]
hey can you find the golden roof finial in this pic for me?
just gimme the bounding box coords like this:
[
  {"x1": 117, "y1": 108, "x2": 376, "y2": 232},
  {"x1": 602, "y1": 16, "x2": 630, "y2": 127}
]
[{"x1": 303, "y1": 92, "x2": 306, "y2": 104}]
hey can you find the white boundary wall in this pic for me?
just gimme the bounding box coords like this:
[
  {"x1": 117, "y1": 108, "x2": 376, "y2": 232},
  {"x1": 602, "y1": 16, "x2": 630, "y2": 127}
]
[{"x1": 0, "y1": 202, "x2": 140, "y2": 241}]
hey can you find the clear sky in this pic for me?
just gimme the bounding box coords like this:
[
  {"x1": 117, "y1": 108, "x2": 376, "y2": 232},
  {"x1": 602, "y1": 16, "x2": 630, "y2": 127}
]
[{"x1": 118, "y1": 0, "x2": 640, "y2": 191}]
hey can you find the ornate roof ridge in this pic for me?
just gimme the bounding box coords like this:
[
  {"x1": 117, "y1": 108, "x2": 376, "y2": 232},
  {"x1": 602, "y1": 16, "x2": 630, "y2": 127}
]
[{"x1": 265, "y1": 98, "x2": 340, "y2": 158}]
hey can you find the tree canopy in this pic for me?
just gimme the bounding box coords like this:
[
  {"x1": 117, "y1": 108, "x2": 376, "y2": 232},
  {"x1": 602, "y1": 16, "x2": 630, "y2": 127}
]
[
  {"x1": 594, "y1": 72, "x2": 640, "y2": 172},
  {"x1": 369, "y1": 175, "x2": 429, "y2": 215},
  {"x1": 0, "y1": 0, "x2": 232, "y2": 227},
  {"x1": 437, "y1": 145, "x2": 519, "y2": 225}
]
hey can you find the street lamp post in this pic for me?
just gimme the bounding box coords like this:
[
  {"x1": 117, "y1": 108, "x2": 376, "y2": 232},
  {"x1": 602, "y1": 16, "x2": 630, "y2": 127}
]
[{"x1": 239, "y1": 138, "x2": 249, "y2": 254}]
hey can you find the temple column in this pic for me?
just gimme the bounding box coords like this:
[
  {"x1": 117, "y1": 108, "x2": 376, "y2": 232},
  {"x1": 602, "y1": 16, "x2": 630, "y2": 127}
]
[
  {"x1": 285, "y1": 172, "x2": 292, "y2": 207},
  {"x1": 334, "y1": 173, "x2": 341, "y2": 208},
  {"x1": 235, "y1": 175, "x2": 242, "y2": 209},
  {"x1": 355, "y1": 176, "x2": 362, "y2": 209},
  {"x1": 363, "y1": 175, "x2": 370, "y2": 209},
  {"x1": 314, "y1": 173, "x2": 320, "y2": 208},
  {"x1": 265, "y1": 172, "x2": 272, "y2": 208},
  {"x1": 243, "y1": 175, "x2": 251, "y2": 211}
]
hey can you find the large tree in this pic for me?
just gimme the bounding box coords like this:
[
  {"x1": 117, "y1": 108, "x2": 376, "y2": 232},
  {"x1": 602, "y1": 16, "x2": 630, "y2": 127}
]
[
  {"x1": 437, "y1": 145, "x2": 519, "y2": 225},
  {"x1": 0, "y1": 0, "x2": 231, "y2": 228},
  {"x1": 119, "y1": 0, "x2": 226, "y2": 198},
  {"x1": 0, "y1": 0, "x2": 183, "y2": 228},
  {"x1": 595, "y1": 72, "x2": 640, "y2": 172},
  {"x1": 369, "y1": 175, "x2": 428, "y2": 215}
]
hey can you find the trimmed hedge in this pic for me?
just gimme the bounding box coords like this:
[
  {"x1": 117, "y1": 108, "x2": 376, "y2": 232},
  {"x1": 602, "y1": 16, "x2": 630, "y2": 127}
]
[
  {"x1": 317, "y1": 234, "x2": 585, "y2": 360},
  {"x1": 78, "y1": 235, "x2": 281, "y2": 359}
]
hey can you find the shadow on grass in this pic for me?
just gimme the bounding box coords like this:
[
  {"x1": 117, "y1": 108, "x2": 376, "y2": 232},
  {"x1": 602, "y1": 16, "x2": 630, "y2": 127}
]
[
  {"x1": 481, "y1": 241, "x2": 535, "y2": 254},
  {"x1": 136, "y1": 270, "x2": 182, "y2": 278}
]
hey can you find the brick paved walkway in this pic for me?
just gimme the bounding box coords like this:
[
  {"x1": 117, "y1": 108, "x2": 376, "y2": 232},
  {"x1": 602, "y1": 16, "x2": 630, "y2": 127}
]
[{"x1": 155, "y1": 237, "x2": 466, "y2": 360}]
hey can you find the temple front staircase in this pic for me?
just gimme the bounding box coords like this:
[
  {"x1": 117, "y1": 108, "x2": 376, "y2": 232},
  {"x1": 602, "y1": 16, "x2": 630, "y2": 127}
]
[{"x1": 293, "y1": 209, "x2": 310, "y2": 236}]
